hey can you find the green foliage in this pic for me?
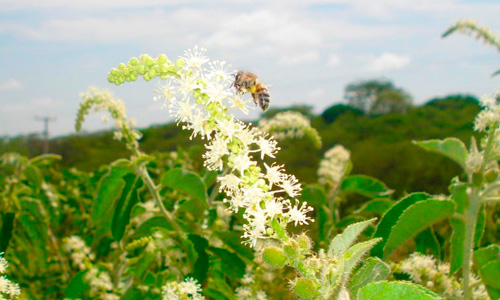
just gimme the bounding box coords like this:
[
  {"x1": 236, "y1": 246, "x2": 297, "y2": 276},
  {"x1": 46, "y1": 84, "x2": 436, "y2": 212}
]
[
  {"x1": 358, "y1": 281, "x2": 443, "y2": 300},
  {"x1": 341, "y1": 175, "x2": 393, "y2": 198},
  {"x1": 414, "y1": 138, "x2": 468, "y2": 169}
]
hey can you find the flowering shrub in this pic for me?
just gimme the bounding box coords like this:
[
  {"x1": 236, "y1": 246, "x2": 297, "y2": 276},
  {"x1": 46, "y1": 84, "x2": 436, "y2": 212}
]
[{"x1": 1, "y1": 20, "x2": 500, "y2": 300}]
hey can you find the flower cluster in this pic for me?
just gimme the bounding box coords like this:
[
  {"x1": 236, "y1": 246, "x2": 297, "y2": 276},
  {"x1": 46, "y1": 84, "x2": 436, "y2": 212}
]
[
  {"x1": 63, "y1": 235, "x2": 95, "y2": 270},
  {"x1": 162, "y1": 277, "x2": 204, "y2": 300},
  {"x1": 474, "y1": 92, "x2": 500, "y2": 132},
  {"x1": 258, "y1": 111, "x2": 322, "y2": 149},
  {"x1": 117, "y1": 47, "x2": 315, "y2": 247},
  {"x1": 76, "y1": 87, "x2": 142, "y2": 151},
  {"x1": 85, "y1": 267, "x2": 120, "y2": 300},
  {"x1": 395, "y1": 253, "x2": 488, "y2": 299},
  {"x1": 235, "y1": 266, "x2": 269, "y2": 300},
  {"x1": 443, "y1": 19, "x2": 500, "y2": 52},
  {"x1": 318, "y1": 145, "x2": 351, "y2": 188},
  {"x1": 0, "y1": 254, "x2": 20, "y2": 299}
]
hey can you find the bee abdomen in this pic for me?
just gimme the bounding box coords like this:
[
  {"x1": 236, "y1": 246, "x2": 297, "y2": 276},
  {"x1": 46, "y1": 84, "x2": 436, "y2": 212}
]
[{"x1": 253, "y1": 83, "x2": 270, "y2": 111}]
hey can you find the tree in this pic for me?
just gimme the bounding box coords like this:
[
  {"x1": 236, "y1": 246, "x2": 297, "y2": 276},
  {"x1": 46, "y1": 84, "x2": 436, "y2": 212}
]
[{"x1": 344, "y1": 79, "x2": 412, "y2": 115}]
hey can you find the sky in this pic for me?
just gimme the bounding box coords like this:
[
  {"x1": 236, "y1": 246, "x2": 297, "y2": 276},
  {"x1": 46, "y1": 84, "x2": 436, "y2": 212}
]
[{"x1": 1, "y1": 0, "x2": 500, "y2": 137}]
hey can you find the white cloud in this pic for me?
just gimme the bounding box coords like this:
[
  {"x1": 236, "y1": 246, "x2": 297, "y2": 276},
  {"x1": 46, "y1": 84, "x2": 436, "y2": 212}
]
[
  {"x1": 327, "y1": 54, "x2": 341, "y2": 67},
  {"x1": 0, "y1": 79, "x2": 23, "y2": 91},
  {"x1": 365, "y1": 53, "x2": 411, "y2": 72},
  {"x1": 3, "y1": 97, "x2": 60, "y2": 112}
]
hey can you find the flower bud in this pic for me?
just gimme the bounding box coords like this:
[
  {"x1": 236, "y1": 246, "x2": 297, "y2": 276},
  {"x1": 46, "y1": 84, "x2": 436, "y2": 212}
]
[
  {"x1": 157, "y1": 54, "x2": 167, "y2": 63},
  {"x1": 293, "y1": 278, "x2": 319, "y2": 299},
  {"x1": 262, "y1": 246, "x2": 287, "y2": 268},
  {"x1": 296, "y1": 234, "x2": 312, "y2": 253},
  {"x1": 284, "y1": 239, "x2": 300, "y2": 259},
  {"x1": 129, "y1": 57, "x2": 139, "y2": 66}
]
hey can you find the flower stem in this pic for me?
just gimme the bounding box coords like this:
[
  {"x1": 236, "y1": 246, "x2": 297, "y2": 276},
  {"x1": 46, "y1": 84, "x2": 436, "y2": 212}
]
[
  {"x1": 462, "y1": 188, "x2": 480, "y2": 300},
  {"x1": 135, "y1": 163, "x2": 184, "y2": 235}
]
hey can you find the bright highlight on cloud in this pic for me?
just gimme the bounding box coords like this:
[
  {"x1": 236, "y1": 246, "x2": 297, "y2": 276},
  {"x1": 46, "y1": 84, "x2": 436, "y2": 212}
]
[
  {"x1": 0, "y1": 79, "x2": 23, "y2": 91},
  {"x1": 365, "y1": 53, "x2": 411, "y2": 72}
]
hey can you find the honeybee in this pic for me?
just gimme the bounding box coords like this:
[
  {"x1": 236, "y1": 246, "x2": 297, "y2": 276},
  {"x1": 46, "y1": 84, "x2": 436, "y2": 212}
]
[{"x1": 233, "y1": 71, "x2": 270, "y2": 111}]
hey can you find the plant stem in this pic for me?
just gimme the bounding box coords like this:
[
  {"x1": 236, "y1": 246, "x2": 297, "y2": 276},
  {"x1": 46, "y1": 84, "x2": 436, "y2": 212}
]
[
  {"x1": 462, "y1": 188, "x2": 480, "y2": 300},
  {"x1": 135, "y1": 164, "x2": 184, "y2": 234}
]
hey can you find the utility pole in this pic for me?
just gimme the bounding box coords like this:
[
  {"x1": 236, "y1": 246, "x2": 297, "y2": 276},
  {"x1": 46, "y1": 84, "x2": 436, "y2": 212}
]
[{"x1": 35, "y1": 116, "x2": 56, "y2": 153}]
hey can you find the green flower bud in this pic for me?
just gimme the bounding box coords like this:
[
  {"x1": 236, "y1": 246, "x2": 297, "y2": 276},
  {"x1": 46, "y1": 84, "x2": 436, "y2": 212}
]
[
  {"x1": 118, "y1": 63, "x2": 126, "y2": 70},
  {"x1": 296, "y1": 234, "x2": 312, "y2": 253},
  {"x1": 129, "y1": 57, "x2": 139, "y2": 66},
  {"x1": 293, "y1": 278, "x2": 319, "y2": 299},
  {"x1": 148, "y1": 69, "x2": 157, "y2": 78},
  {"x1": 262, "y1": 246, "x2": 288, "y2": 268},
  {"x1": 157, "y1": 54, "x2": 167, "y2": 63},
  {"x1": 137, "y1": 65, "x2": 146, "y2": 75},
  {"x1": 144, "y1": 74, "x2": 151, "y2": 81},
  {"x1": 176, "y1": 59, "x2": 186, "y2": 68},
  {"x1": 107, "y1": 73, "x2": 114, "y2": 83},
  {"x1": 284, "y1": 239, "x2": 300, "y2": 259},
  {"x1": 140, "y1": 54, "x2": 149, "y2": 62}
]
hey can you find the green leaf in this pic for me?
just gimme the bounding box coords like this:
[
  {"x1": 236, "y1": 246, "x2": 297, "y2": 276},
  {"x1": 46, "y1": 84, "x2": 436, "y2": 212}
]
[
  {"x1": 415, "y1": 227, "x2": 441, "y2": 259},
  {"x1": 130, "y1": 250, "x2": 156, "y2": 280},
  {"x1": 355, "y1": 198, "x2": 394, "y2": 215},
  {"x1": 328, "y1": 218, "x2": 377, "y2": 258},
  {"x1": 189, "y1": 234, "x2": 209, "y2": 284},
  {"x1": 474, "y1": 245, "x2": 500, "y2": 270},
  {"x1": 299, "y1": 184, "x2": 327, "y2": 206},
  {"x1": 92, "y1": 166, "x2": 133, "y2": 240},
  {"x1": 372, "y1": 193, "x2": 431, "y2": 258},
  {"x1": 161, "y1": 168, "x2": 208, "y2": 202},
  {"x1": 111, "y1": 174, "x2": 143, "y2": 241},
  {"x1": 210, "y1": 247, "x2": 246, "y2": 281},
  {"x1": 215, "y1": 231, "x2": 254, "y2": 262},
  {"x1": 131, "y1": 216, "x2": 174, "y2": 240},
  {"x1": 121, "y1": 287, "x2": 143, "y2": 300},
  {"x1": 383, "y1": 199, "x2": 455, "y2": 258},
  {"x1": 475, "y1": 206, "x2": 486, "y2": 247},
  {"x1": 344, "y1": 238, "x2": 381, "y2": 274},
  {"x1": 341, "y1": 175, "x2": 393, "y2": 198},
  {"x1": 492, "y1": 69, "x2": 500, "y2": 77},
  {"x1": 349, "y1": 257, "x2": 391, "y2": 295},
  {"x1": 413, "y1": 138, "x2": 468, "y2": 169},
  {"x1": 24, "y1": 165, "x2": 42, "y2": 187},
  {"x1": 358, "y1": 281, "x2": 443, "y2": 300},
  {"x1": 92, "y1": 166, "x2": 132, "y2": 223},
  {"x1": 480, "y1": 261, "x2": 500, "y2": 289},
  {"x1": 64, "y1": 271, "x2": 88, "y2": 299},
  {"x1": 0, "y1": 213, "x2": 15, "y2": 253}
]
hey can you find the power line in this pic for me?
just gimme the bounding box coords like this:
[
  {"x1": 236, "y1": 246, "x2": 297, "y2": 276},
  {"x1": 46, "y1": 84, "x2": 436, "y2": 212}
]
[{"x1": 35, "y1": 116, "x2": 56, "y2": 153}]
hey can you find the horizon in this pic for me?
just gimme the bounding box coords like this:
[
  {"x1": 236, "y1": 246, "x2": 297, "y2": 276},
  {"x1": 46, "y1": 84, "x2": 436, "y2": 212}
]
[{"x1": 1, "y1": 0, "x2": 500, "y2": 137}]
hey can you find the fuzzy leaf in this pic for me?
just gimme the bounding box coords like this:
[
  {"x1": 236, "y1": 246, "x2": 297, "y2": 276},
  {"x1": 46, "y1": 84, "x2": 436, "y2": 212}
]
[
  {"x1": 328, "y1": 218, "x2": 377, "y2": 258},
  {"x1": 358, "y1": 281, "x2": 443, "y2": 300},
  {"x1": 161, "y1": 168, "x2": 208, "y2": 202},
  {"x1": 371, "y1": 193, "x2": 431, "y2": 257},
  {"x1": 344, "y1": 238, "x2": 381, "y2": 275},
  {"x1": 341, "y1": 175, "x2": 393, "y2": 198},
  {"x1": 413, "y1": 138, "x2": 468, "y2": 169},
  {"x1": 383, "y1": 199, "x2": 455, "y2": 258},
  {"x1": 348, "y1": 257, "x2": 391, "y2": 295},
  {"x1": 355, "y1": 198, "x2": 394, "y2": 216}
]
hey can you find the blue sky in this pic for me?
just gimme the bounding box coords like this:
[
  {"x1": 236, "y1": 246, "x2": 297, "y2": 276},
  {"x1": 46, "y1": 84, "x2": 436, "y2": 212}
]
[{"x1": 1, "y1": 0, "x2": 500, "y2": 137}]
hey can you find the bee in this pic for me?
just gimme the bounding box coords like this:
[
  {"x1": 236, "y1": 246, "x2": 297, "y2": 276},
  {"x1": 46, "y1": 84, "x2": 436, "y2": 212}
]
[{"x1": 233, "y1": 71, "x2": 270, "y2": 111}]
